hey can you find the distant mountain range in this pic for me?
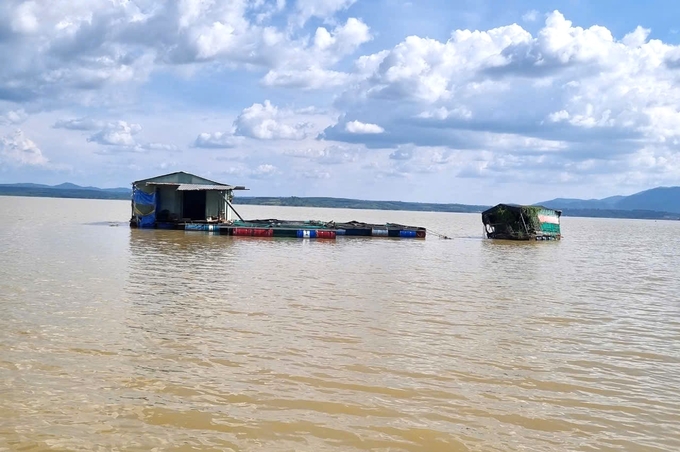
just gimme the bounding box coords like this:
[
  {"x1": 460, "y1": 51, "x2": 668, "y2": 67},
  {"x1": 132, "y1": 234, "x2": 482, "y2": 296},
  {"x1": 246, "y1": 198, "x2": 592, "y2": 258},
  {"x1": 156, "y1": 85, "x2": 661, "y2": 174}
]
[
  {"x1": 0, "y1": 182, "x2": 678, "y2": 220},
  {"x1": 539, "y1": 186, "x2": 680, "y2": 215}
]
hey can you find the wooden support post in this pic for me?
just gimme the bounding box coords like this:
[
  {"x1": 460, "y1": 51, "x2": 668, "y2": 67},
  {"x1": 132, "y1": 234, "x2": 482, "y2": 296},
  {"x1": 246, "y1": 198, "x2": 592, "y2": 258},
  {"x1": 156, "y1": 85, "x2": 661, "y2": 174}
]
[{"x1": 520, "y1": 212, "x2": 530, "y2": 234}]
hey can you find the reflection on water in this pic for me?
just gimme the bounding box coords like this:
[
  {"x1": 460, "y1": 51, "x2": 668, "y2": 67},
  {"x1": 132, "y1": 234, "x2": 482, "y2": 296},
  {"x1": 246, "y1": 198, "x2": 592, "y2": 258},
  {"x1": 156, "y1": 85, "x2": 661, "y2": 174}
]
[{"x1": 1, "y1": 196, "x2": 680, "y2": 451}]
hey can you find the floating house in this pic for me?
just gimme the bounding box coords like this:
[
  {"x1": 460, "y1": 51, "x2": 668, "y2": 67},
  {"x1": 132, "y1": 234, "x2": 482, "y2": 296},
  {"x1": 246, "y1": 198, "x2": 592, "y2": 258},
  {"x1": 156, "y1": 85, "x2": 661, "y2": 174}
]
[
  {"x1": 481, "y1": 204, "x2": 561, "y2": 241},
  {"x1": 130, "y1": 171, "x2": 247, "y2": 228},
  {"x1": 130, "y1": 171, "x2": 427, "y2": 239}
]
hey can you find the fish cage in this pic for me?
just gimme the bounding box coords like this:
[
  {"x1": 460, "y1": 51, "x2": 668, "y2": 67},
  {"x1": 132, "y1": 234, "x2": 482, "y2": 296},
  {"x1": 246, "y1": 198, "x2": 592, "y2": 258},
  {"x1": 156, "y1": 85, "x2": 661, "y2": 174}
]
[{"x1": 481, "y1": 204, "x2": 562, "y2": 241}]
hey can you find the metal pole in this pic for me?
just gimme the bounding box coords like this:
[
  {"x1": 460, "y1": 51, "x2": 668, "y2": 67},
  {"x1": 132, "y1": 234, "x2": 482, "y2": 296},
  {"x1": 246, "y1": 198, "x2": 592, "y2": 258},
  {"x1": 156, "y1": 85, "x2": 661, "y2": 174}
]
[{"x1": 222, "y1": 193, "x2": 245, "y2": 222}]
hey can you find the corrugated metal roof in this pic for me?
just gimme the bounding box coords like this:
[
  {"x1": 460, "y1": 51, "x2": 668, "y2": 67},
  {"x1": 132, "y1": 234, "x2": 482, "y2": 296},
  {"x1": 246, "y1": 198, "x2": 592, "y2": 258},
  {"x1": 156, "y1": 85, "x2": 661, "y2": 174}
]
[
  {"x1": 132, "y1": 171, "x2": 226, "y2": 186},
  {"x1": 176, "y1": 184, "x2": 235, "y2": 191},
  {"x1": 133, "y1": 171, "x2": 248, "y2": 189}
]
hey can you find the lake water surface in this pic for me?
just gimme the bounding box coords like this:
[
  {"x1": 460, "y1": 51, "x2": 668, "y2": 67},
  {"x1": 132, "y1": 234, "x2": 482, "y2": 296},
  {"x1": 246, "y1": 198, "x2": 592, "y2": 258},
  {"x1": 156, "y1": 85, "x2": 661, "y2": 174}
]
[{"x1": 1, "y1": 196, "x2": 680, "y2": 451}]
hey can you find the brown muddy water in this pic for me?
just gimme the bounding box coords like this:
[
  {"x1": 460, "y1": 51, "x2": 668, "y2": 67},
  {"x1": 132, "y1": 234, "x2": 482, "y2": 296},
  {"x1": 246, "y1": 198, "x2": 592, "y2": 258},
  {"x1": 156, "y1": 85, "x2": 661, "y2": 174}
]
[{"x1": 1, "y1": 196, "x2": 680, "y2": 451}]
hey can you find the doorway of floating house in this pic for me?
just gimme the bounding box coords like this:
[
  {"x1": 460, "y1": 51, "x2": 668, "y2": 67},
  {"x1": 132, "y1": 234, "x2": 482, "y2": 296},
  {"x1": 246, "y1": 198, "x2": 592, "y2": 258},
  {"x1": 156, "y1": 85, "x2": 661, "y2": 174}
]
[{"x1": 182, "y1": 190, "x2": 206, "y2": 220}]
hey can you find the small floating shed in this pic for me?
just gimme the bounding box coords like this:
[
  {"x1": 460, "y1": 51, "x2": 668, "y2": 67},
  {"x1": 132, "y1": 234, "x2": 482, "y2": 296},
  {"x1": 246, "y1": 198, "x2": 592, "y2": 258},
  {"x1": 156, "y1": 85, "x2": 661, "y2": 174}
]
[
  {"x1": 129, "y1": 171, "x2": 426, "y2": 239},
  {"x1": 130, "y1": 171, "x2": 247, "y2": 227},
  {"x1": 481, "y1": 204, "x2": 561, "y2": 241}
]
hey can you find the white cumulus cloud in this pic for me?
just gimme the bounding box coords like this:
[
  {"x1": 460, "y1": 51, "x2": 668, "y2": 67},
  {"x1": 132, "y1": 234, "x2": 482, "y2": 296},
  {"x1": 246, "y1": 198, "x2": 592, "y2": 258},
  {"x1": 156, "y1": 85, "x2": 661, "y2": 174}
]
[
  {"x1": 345, "y1": 120, "x2": 384, "y2": 134},
  {"x1": 262, "y1": 17, "x2": 372, "y2": 90},
  {"x1": 0, "y1": 129, "x2": 49, "y2": 167},
  {"x1": 250, "y1": 163, "x2": 278, "y2": 179},
  {"x1": 194, "y1": 132, "x2": 242, "y2": 149},
  {"x1": 295, "y1": 0, "x2": 357, "y2": 25},
  {"x1": 234, "y1": 100, "x2": 311, "y2": 140},
  {"x1": 0, "y1": 0, "x2": 372, "y2": 107},
  {"x1": 261, "y1": 67, "x2": 350, "y2": 89},
  {"x1": 87, "y1": 121, "x2": 142, "y2": 147},
  {"x1": 317, "y1": 9, "x2": 680, "y2": 192},
  {"x1": 80, "y1": 120, "x2": 178, "y2": 153}
]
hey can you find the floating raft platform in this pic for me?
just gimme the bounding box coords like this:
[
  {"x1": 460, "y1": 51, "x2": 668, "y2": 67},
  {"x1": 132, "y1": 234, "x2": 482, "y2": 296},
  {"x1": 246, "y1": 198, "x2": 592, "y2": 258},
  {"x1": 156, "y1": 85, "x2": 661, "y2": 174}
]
[
  {"x1": 127, "y1": 171, "x2": 428, "y2": 240},
  {"x1": 150, "y1": 219, "x2": 427, "y2": 239}
]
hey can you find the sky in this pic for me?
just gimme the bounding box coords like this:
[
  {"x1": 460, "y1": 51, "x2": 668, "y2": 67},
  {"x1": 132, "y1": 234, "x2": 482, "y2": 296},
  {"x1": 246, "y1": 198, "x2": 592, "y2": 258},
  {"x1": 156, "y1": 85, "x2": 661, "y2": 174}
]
[{"x1": 1, "y1": 0, "x2": 680, "y2": 205}]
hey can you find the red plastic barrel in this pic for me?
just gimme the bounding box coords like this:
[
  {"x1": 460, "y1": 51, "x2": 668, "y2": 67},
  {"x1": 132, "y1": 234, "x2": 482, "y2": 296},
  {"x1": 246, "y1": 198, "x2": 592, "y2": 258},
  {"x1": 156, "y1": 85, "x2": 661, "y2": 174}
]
[
  {"x1": 232, "y1": 228, "x2": 251, "y2": 236},
  {"x1": 233, "y1": 228, "x2": 273, "y2": 237},
  {"x1": 252, "y1": 228, "x2": 273, "y2": 237},
  {"x1": 316, "y1": 230, "x2": 336, "y2": 239}
]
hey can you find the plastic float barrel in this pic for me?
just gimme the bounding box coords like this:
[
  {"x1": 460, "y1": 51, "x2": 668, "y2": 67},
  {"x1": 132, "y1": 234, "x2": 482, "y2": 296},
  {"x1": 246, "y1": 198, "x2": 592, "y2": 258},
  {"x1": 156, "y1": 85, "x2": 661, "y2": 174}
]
[
  {"x1": 399, "y1": 230, "x2": 417, "y2": 238},
  {"x1": 295, "y1": 229, "x2": 336, "y2": 239},
  {"x1": 416, "y1": 230, "x2": 426, "y2": 238},
  {"x1": 296, "y1": 229, "x2": 317, "y2": 238},
  {"x1": 233, "y1": 227, "x2": 273, "y2": 237},
  {"x1": 371, "y1": 228, "x2": 389, "y2": 237},
  {"x1": 316, "y1": 230, "x2": 336, "y2": 239},
  {"x1": 185, "y1": 223, "x2": 216, "y2": 231},
  {"x1": 252, "y1": 228, "x2": 274, "y2": 237}
]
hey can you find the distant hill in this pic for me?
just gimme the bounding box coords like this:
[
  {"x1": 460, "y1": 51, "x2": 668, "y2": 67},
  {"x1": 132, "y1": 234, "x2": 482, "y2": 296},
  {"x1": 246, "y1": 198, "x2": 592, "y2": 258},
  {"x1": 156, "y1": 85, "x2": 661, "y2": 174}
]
[
  {"x1": 231, "y1": 198, "x2": 677, "y2": 219},
  {"x1": 549, "y1": 208, "x2": 677, "y2": 220},
  {"x1": 0, "y1": 182, "x2": 130, "y2": 193},
  {"x1": 232, "y1": 196, "x2": 489, "y2": 213},
  {"x1": 540, "y1": 186, "x2": 680, "y2": 215},
  {"x1": 615, "y1": 187, "x2": 680, "y2": 213},
  {"x1": 0, "y1": 183, "x2": 131, "y2": 200},
  {"x1": 540, "y1": 196, "x2": 625, "y2": 210}
]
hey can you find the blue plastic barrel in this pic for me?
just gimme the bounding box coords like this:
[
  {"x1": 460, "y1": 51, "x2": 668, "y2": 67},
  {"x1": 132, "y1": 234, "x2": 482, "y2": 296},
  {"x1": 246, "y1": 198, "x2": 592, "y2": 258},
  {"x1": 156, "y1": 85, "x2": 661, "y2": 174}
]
[
  {"x1": 185, "y1": 223, "x2": 210, "y2": 231},
  {"x1": 296, "y1": 230, "x2": 318, "y2": 238},
  {"x1": 399, "y1": 230, "x2": 417, "y2": 238}
]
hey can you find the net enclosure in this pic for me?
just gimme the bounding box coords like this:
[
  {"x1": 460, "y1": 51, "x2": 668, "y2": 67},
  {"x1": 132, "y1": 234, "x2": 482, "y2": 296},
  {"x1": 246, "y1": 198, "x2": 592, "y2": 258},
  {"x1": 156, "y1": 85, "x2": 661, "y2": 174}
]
[{"x1": 481, "y1": 204, "x2": 562, "y2": 241}]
